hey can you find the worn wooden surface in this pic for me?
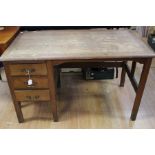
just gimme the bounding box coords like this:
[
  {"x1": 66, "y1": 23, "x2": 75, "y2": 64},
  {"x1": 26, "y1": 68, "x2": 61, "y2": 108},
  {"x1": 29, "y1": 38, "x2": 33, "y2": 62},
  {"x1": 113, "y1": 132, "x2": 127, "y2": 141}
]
[{"x1": 1, "y1": 29, "x2": 155, "y2": 61}]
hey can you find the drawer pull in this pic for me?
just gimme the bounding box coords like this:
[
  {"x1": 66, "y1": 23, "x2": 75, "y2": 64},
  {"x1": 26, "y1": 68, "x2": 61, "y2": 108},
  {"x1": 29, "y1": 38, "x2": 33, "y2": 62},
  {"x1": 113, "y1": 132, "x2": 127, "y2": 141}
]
[
  {"x1": 24, "y1": 81, "x2": 38, "y2": 87},
  {"x1": 34, "y1": 96, "x2": 40, "y2": 100},
  {"x1": 21, "y1": 68, "x2": 36, "y2": 74},
  {"x1": 26, "y1": 96, "x2": 32, "y2": 100},
  {"x1": 26, "y1": 95, "x2": 40, "y2": 100},
  {"x1": 28, "y1": 79, "x2": 33, "y2": 85}
]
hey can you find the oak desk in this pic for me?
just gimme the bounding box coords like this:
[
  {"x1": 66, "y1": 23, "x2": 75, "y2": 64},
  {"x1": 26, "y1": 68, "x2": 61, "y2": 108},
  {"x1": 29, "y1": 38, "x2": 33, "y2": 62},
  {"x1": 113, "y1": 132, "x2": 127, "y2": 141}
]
[{"x1": 1, "y1": 29, "x2": 155, "y2": 123}]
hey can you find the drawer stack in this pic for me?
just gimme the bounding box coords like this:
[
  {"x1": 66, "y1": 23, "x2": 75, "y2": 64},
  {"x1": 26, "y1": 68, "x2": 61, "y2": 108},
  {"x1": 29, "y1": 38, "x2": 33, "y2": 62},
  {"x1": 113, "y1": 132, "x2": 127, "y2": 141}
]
[
  {"x1": 9, "y1": 62, "x2": 50, "y2": 103},
  {"x1": 4, "y1": 61, "x2": 58, "y2": 123}
]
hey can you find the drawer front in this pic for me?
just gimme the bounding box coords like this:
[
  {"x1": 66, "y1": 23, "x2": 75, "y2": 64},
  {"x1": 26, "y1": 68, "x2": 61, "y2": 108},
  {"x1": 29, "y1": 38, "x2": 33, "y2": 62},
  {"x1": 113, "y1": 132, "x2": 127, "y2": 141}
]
[
  {"x1": 9, "y1": 63, "x2": 47, "y2": 76},
  {"x1": 14, "y1": 90, "x2": 50, "y2": 101},
  {"x1": 12, "y1": 77, "x2": 49, "y2": 89}
]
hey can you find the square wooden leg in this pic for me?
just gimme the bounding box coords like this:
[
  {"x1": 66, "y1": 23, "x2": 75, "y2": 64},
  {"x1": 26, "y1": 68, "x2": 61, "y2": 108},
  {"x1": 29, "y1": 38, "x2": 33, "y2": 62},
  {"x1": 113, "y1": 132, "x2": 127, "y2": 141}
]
[
  {"x1": 13, "y1": 101, "x2": 24, "y2": 123},
  {"x1": 120, "y1": 61, "x2": 127, "y2": 87},
  {"x1": 131, "y1": 61, "x2": 136, "y2": 77},
  {"x1": 4, "y1": 63, "x2": 24, "y2": 123},
  {"x1": 57, "y1": 68, "x2": 61, "y2": 88},
  {"x1": 47, "y1": 61, "x2": 58, "y2": 122},
  {"x1": 130, "y1": 58, "x2": 152, "y2": 121}
]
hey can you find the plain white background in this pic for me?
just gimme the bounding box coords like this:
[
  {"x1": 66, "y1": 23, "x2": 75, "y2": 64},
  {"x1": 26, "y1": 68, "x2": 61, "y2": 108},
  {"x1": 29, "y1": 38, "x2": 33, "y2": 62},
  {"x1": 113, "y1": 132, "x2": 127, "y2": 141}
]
[
  {"x1": 0, "y1": 0, "x2": 155, "y2": 25},
  {"x1": 0, "y1": 0, "x2": 155, "y2": 155}
]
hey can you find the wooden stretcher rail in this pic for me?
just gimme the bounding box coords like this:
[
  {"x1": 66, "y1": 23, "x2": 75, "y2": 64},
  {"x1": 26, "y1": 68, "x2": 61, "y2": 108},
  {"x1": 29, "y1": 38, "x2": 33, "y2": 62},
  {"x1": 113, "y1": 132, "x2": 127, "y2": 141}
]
[
  {"x1": 58, "y1": 61, "x2": 123, "y2": 68},
  {"x1": 124, "y1": 63, "x2": 138, "y2": 92}
]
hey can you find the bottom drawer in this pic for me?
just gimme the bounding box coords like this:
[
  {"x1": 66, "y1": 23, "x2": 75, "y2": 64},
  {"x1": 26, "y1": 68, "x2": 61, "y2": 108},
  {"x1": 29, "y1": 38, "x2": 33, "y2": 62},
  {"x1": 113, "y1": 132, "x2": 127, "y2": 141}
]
[{"x1": 14, "y1": 90, "x2": 50, "y2": 102}]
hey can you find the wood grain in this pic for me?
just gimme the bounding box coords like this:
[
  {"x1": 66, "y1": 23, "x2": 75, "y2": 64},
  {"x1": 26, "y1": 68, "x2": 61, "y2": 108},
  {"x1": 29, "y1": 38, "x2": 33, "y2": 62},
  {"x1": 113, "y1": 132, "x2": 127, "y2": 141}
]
[
  {"x1": 130, "y1": 58, "x2": 152, "y2": 120},
  {"x1": 3, "y1": 62, "x2": 24, "y2": 123},
  {"x1": 1, "y1": 29, "x2": 154, "y2": 124},
  {"x1": 46, "y1": 61, "x2": 58, "y2": 122},
  {"x1": 9, "y1": 63, "x2": 47, "y2": 76},
  {"x1": 14, "y1": 90, "x2": 50, "y2": 102},
  {"x1": 12, "y1": 76, "x2": 49, "y2": 89},
  {"x1": 1, "y1": 29, "x2": 155, "y2": 61}
]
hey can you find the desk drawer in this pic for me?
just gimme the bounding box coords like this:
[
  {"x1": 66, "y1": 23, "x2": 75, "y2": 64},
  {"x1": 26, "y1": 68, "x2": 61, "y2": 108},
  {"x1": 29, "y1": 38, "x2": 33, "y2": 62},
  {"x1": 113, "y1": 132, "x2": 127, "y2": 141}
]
[
  {"x1": 14, "y1": 90, "x2": 50, "y2": 102},
  {"x1": 9, "y1": 63, "x2": 47, "y2": 76},
  {"x1": 12, "y1": 77, "x2": 49, "y2": 89}
]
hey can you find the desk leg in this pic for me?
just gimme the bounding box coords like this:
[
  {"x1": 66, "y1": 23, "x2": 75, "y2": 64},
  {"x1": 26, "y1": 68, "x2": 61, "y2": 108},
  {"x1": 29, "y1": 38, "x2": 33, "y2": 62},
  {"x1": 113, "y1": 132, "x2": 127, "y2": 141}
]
[
  {"x1": 4, "y1": 63, "x2": 24, "y2": 123},
  {"x1": 131, "y1": 61, "x2": 136, "y2": 77},
  {"x1": 47, "y1": 61, "x2": 58, "y2": 122},
  {"x1": 14, "y1": 101, "x2": 24, "y2": 123},
  {"x1": 130, "y1": 58, "x2": 152, "y2": 121},
  {"x1": 120, "y1": 61, "x2": 127, "y2": 87},
  {"x1": 57, "y1": 68, "x2": 61, "y2": 88}
]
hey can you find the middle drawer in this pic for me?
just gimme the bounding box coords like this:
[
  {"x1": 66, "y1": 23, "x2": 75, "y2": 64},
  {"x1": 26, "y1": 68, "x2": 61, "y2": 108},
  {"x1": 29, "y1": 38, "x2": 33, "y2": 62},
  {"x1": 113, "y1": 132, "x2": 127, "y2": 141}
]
[{"x1": 12, "y1": 77, "x2": 49, "y2": 89}]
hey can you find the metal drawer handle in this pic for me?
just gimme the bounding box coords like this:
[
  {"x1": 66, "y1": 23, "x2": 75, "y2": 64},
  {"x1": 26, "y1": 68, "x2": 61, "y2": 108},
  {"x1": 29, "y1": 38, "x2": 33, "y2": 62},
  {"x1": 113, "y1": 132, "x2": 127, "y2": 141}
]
[
  {"x1": 26, "y1": 96, "x2": 32, "y2": 100},
  {"x1": 34, "y1": 96, "x2": 40, "y2": 100},
  {"x1": 26, "y1": 95, "x2": 40, "y2": 100},
  {"x1": 21, "y1": 68, "x2": 36, "y2": 73}
]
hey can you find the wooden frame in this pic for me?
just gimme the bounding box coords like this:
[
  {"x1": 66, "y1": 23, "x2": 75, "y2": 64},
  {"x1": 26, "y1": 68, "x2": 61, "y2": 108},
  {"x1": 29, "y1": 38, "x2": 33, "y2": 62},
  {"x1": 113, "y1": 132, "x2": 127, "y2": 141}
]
[{"x1": 3, "y1": 57, "x2": 152, "y2": 122}]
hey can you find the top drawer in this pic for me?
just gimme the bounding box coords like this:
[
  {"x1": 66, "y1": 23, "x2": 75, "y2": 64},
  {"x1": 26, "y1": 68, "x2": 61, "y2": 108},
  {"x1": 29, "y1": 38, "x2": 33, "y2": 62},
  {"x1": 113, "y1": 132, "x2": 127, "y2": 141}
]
[{"x1": 9, "y1": 63, "x2": 47, "y2": 76}]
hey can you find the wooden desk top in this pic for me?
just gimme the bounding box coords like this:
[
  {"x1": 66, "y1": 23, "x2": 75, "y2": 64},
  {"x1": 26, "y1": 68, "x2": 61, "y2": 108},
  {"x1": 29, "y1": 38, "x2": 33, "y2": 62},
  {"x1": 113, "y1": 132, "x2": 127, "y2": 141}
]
[{"x1": 1, "y1": 29, "x2": 155, "y2": 61}]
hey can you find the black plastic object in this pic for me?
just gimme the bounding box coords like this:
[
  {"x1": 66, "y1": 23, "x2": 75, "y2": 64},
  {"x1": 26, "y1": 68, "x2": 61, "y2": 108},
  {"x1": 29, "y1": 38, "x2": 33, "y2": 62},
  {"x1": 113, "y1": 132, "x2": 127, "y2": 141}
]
[{"x1": 83, "y1": 67, "x2": 115, "y2": 80}]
